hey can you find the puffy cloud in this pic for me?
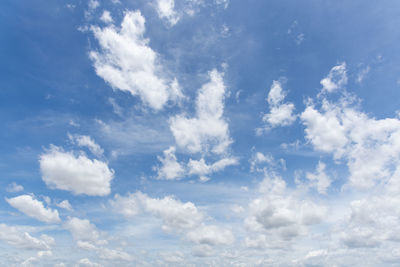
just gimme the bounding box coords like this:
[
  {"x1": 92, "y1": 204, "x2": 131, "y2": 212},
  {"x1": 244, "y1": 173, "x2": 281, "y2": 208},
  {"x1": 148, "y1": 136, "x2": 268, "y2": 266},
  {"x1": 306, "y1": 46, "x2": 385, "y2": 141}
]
[
  {"x1": 111, "y1": 192, "x2": 203, "y2": 232},
  {"x1": 155, "y1": 0, "x2": 179, "y2": 26},
  {"x1": 320, "y1": 62, "x2": 347, "y2": 93},
  {"x1": 56, "y1": 200, "x2": 73, "y2": 211},
  {"x1": 169, "y1": 69, "x2": 232, "y2": 154},
  {"x1": 64, "y1": 217, "x2": 105, "y2": 245},
  {"x1": 100, "y1": 10, "x2": 113, "y2": 24},
  {"x1": 186, "y1": 225, "x2": 234, "y2": 245},
  {"x1": 245, "y1": 175, "x2": 326, "y2": 247},
  {"x1": 187, "y1": 157, "x2": 238, "y2": 177},
  {"x1": 90, "y1": 11, "x2": 183, "y2": 110},
  {"x1": 39, "y1": 145, "x2": 114, "y2": 196},
  {"x1": 68, "y1": 134, "x2": 104, "y2": 157},
  {"x1": 6, "y1": 195, "x2": 61, "y2": 223},
  {"x1": 305, "y1": 161, "x2": 331, "y2": 194},
  {"x1": 262, "y1": 80, "x2": 296, "y2": 128},
  {"x1": 154, "y1": 146, "x2": 185, "y2": 180},
  {"x1": 75, "y1": 258, "x2": 102, "y2": 267},
  {"x1": 111, "y1": 191, "x2": 234, "y2": 253},
  {"x1": 301, "y1": 90, "x2": 400, "y2": 189},
  {"x1": 0, "y1": 224, "x2": 54, "y2": 250},
  {"x1": 6, "y1": 182, "x2": 24, "y2": 193}
]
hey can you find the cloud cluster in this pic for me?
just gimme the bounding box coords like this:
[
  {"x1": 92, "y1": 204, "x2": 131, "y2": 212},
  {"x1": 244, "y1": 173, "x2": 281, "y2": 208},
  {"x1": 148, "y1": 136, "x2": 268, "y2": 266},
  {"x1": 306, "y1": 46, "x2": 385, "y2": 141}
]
[
  {"x1": 39, "y1": 145, "x2": 114, "y2": 196},
  {"x1": 111, "y1": 191, "x2": 234, "y2": 255},
  {"x1": 262, "y1": 80, "x2": 296, "y2": 129},
  {"x1": 170, "y1": 69, "x2": 232, "y2": 155},
  {"x1": 245, "y1": 175, "x2": 327, "y2": 249},
  {"x1": 6, "y1": 195, "x2": 61, "y2": 223},
  {"x1": 0, "y1": 224, "x2": 55, "y2": 251},
  {"x1": 90, "y1": 11, "x2": 183, "y2": 110}
]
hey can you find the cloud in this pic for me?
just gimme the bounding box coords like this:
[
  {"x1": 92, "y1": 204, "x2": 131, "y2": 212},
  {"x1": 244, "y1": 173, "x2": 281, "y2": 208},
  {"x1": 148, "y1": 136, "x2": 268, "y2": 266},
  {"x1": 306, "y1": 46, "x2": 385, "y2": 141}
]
[
  {"x1": 100, "y1": 10, "x2": 113, "y2": 24},
  {"x1": 64, "y1": 217, "x2": 105, "y2": 246},
  {"x1": 90, "y1": 10, "x2": 183, "y2": 110},
  {"x1": 356, "y1": 65, "x2": 370, "y2": 84},
  {"x1": 262, "y1": 80, "x2": 296, "y2": 128},
  {"x1": 6, "y1": 182, "x2": 24, "y2": 193},
  {"x1": 169, "y1": 69, "x2": 232, "y2": 154},
  {"x1": 56, "y1": 200, "x2": 73, "y2": 211},
  {"x1": 68, "y1": 134, "x2": 104, "y2": 157},
  {"x1": 6, "y1": 195, "x2": 61, "y2": 223},
  {"x1": 305, "y1": 161, "x2": 331, "y2": 194},
  {"x1": 155, "y1": 0, "x2": 180, "y2": 26},
  {"x1": 0, "y1": 224, "x2": 55, "y2": 250},
  {"x1": 39, "y1": 145, "x2": 114, "y2": 196},
  {"x1": 154, "y1": 146, "x2": 185, "y2": 180},
  {"x1": 112, "y1": 192, "x2": 203, "y2": 232},
  {"x1": 186, "y1": 225, "x2": 234, "y2": 245},
  {"x1": 187, "y1": 157, "x2": 238, "y2": 177},
  {"x1": 245, "y1": 175, "x2": 326, "y2": 248},
  {"x1": 111, "y1": 192, "x2": 234, "y2": 252},
  {"x1": 320, "y1": 62, "x2": 347, "y2": 93},
  {"x1": 301, "y1": 86, "x2": 400, "y2": 189}
]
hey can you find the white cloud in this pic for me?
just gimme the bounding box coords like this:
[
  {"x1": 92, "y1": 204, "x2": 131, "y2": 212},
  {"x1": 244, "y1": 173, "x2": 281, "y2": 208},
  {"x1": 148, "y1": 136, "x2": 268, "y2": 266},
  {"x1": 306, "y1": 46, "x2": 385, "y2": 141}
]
[
  {"x1": 39, "y1": 145, "x2": 114, "y2": 196},
  {"x1": 64, "y1": 217, "x2": 105, "y2": 245},
  {"x1": 301, "y1": 89, "x2": 400, "y2": 189},
  {"x1": 6, "y1": 182, "x2": 24, "y2": 193},
  {"x1": 6, "y1": 195, "x2": 61, "y2": 223},
  {"x1": 68, "y1": 134, "x2": 104, "y2": 157},
  {"x1": 169, "y1": 69, "x2": 232, "y2": 154},
  {"x1": 186, "y1": 225, "x2": 234, "y2": 245},
  {"x1": 88, "y1": 0, "x2": 99, "y2": 10},
  {"x1": 100, "y1": 10, "x2": 113, "y2": 24},
  {"x1": 155, "y1": 146, "x2": 185, "y2": 180},
  {"x1": 112, "y1": 192, "x2": 203, "y2": 232},
  {"x1": 356, "y1": 65, "x2": 370, "y2": 84},
  {"x1": 187, "y1": 157, "x2": 238, "y2": 177},
  {"x1": 90, "y1": 10, "x2": 183, "y2": 110},
  {"x1": 75, "y1": 258, "x2": 102, "y2": 267},
  {"x1": 0, "y1": 224, "x2": 54, "y2": 250},
  {"x1": 155, "y1": 0, "x2": 180, "y2": 26},
  {"x1": 305, "y1": 161, "x2": 331, "y2": 194},
  {"x1": 56, "y1": 200, "x2": 73, "y2": 211},
  {"x1": 111, "y1": 191, "x2": 234, "y2": 251},
  {"x1": 245, "y1": 175, "x2": 326, "y2": 248},
  {"x1": 320, "y1": 62, "x2": 347, "y2": 93},
  {"x1": 262, "y1": 80, "x2": 296, "y2": 128}
]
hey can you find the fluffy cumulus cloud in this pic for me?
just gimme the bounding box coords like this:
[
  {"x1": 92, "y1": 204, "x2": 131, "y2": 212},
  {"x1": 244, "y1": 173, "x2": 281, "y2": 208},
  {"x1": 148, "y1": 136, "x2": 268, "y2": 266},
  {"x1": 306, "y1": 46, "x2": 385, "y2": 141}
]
[
  {"x1": 6, "y1": 195, "x2": 61, "y2": 223},
  {"x1": 0, "y1": 224, "x2": 54, "y2": 251},
  {"x1": 304, "y1": 161, "x2": 331, "y2": 194},
  {"x1": 90, "y1": 10, "x2": 183, "y2": 110},
  {"x1": 245, "y1": 175, "x2": 326, "y2": 249},
  {"x1": 301, "y1": 85, "x2": 400, "y2": 189},
  {"x1": 111, "y1": 191, "x2": 234, "y2": 253},
  {"x1": 262, "y1": 80, "x2": 296, "y2": 129},
  {"x1": 154, "y1": 146, "x2": 185, "y2": 180},
  {"x1": 320, "y1": 62, "x2": 347, "y2": 93},
  {"x1": 68, "y1": 134, "x2": 104, "y2": 157},
  {"x1": 155, "y1": 0, "x2": 179, "y2": 26},
  {"x1": 187, "y1": 157, "x2": 238, "y2": 179},
  {"x1": 169, "y1": 69, "x2": 232, "y2": 154},
  {"x1": 39, "y1": 145, "x2": 114, "y2": 196}
]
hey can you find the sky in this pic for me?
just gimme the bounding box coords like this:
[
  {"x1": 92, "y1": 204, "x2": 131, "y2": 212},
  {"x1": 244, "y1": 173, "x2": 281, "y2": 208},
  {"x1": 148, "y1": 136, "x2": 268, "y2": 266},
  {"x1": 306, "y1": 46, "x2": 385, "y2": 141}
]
[{"x1": 1, "y1": 0, "x2": 400, "y2": 266}]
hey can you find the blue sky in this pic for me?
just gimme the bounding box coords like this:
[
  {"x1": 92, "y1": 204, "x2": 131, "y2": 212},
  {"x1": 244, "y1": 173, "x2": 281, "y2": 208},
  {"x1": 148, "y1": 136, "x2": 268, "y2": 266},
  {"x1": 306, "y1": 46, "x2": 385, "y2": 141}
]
[{"x1": 1, "y1": 0, "x2": 400, "y2": 266}]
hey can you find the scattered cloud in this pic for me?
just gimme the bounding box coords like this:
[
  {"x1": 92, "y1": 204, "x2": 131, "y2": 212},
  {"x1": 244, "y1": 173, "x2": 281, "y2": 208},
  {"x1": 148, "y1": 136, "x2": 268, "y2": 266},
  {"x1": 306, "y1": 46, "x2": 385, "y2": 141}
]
[
  {"x1": 262, "y1": 80, "x2": 296, "y2": 129},
  {"x1": 6, "y1": 182, "x2": 24, "y2": 193},
  {"x1": 90, "y1": 11, "x2": 183, "y2": 110},
  {"x1": 169, "y1": 69, "x2": 232, "y2": 154},
  {"x1": 39, "y1": 145, "x2": 114, "y2": 196},
  {"x1": 6, "y1": 194, "x2": 61, "y2": 223}
]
